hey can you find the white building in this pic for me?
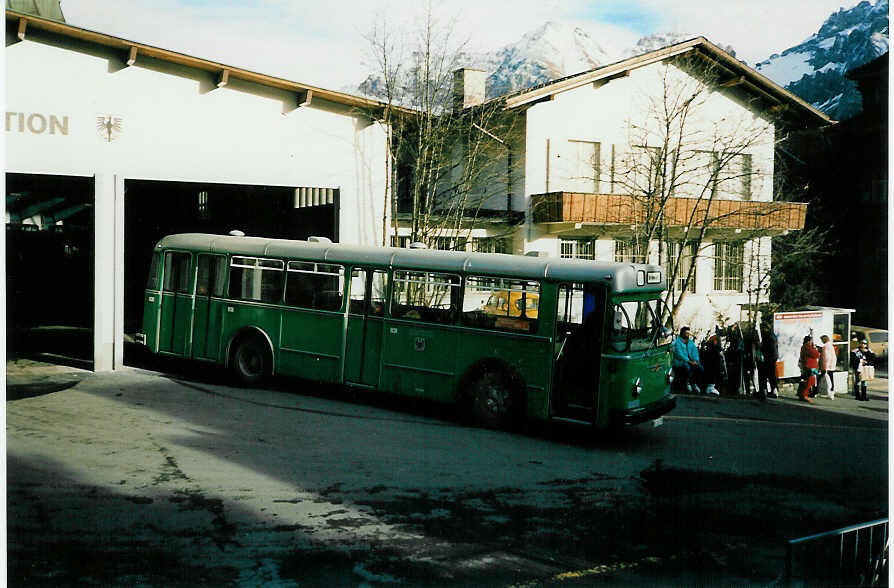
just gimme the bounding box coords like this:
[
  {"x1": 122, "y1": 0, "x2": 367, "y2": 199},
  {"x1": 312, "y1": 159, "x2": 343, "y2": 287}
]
[
  {"x1": 398, "y1": 38, "x2": 832, "y2": 336},
  {"x1": 5, "y1": 9, "x2": 392, "y2": 370}
]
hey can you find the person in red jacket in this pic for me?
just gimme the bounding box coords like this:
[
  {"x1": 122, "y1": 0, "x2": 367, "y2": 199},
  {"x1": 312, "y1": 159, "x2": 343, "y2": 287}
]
[{"x1": 797, "y1": 335, "x2": 820, "y2": 403}]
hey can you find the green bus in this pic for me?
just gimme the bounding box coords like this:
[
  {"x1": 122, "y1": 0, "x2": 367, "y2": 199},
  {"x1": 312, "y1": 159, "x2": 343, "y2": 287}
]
[{"x1": 138, "y1": 233, "x2": 676, "y2": 429}]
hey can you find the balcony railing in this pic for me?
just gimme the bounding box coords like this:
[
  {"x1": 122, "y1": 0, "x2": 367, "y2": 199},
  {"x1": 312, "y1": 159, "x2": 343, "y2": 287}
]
[{"x1": 531, "y1": 192, "x2": 807, "y2": 232}]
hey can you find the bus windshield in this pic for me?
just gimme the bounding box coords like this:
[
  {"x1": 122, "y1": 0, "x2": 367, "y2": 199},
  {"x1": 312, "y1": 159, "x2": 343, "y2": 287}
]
[{"x1": 608, "y1": 297, "x2": 673, "y2": 352}]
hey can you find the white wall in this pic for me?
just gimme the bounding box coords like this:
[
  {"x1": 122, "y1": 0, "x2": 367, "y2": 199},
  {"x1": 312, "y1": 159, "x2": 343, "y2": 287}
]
[{"x1": 5, "y1": 30, "x2": 390, "y2": 369}]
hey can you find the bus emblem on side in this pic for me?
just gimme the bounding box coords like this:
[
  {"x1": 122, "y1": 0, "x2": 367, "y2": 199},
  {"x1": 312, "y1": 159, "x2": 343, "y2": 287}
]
[{"x1": 415, "y1": 337, "x2": 426, "y2": 352}]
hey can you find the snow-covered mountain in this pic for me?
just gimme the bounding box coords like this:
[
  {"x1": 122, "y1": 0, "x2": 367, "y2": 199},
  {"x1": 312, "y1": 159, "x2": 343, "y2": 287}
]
[
  {"x1": 621, "y1": 33, "x2": 735, "y2": 59},
  {"x1": 354, "y1": 1, "x2": 888, "y2": 120},
  {"x1": 755, "y1": 0, "x2": 888, "y2": 120},
  {"x1": 473, "y1": 22, "x2": 615, "y2": 97}
]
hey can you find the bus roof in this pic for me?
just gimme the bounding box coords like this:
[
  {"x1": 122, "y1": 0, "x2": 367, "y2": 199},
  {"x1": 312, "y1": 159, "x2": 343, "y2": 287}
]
[{"x1": 155, "y1": 233, "x2": 666, "y2": 293}]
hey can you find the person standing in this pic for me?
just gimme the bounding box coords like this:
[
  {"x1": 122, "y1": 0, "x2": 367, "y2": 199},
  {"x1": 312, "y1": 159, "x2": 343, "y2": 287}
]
[
  {"x1": 725, "y1": 324, "x2": 744, "y2": 395},
  {"x1": 797, "y1": 335, "x2": 820, "y2": 403},
  {"x1": 742, "y1": 326, "x2": 761, "y2": 398},
  {"x1": 818, "y1": 334, "x2": 837, "y2": 399},
  {"x1": 758, "y1": 323, "x2": 779, "y2": 398},
  {"x1": 850, "y1": 339, "x2": 877, "y2": 401},
  {"x1": 673, "y1": 326, "x2": 704, "y2": 394},
  {"x1": 699, "y1": 333, "x2": 723, "y2": 396}
]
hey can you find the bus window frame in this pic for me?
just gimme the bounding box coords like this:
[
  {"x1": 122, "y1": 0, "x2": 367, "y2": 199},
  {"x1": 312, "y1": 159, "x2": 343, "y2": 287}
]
[
  {"x1": 390, "y1": 269, "x2": 461, "y2": 325},
  {"x1": 228, "y1": 256, "x2": 285, "y2": 304},
  {"x1": 162, "y1": 251, "x2": 193, "y2": 295},
  {"x1": 284, "y1": 260, "x2": 346, "y2": 312}
]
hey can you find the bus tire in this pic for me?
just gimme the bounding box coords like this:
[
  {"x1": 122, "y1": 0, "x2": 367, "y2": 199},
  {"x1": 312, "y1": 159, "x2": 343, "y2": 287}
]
[
  {"x1": 466, "y1": 363, "x2": 523, "y2": 430},
  {"x1": 231, "y1": 336, "x2": 269, "y2": 386}
]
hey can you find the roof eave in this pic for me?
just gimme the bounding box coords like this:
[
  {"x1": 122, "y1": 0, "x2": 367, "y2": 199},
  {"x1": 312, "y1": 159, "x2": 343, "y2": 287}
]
[
  {"x1": 6, "y1": 9, "x2": 395, "y2": 113},
  {"x1": 502, "y1": 36, "x2": 833, "y2": 128}
]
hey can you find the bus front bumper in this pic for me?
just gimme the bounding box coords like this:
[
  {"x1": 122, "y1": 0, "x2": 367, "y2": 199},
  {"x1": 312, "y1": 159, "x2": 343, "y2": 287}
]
[{"x1": 611, "y1": 393, "x2": 676, "y2": 427}]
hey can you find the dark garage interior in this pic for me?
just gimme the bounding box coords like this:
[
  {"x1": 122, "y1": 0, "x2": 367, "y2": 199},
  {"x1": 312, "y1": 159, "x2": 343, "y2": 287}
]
[
  {"x1": 6, "y1": 173, "x2": 95, "y2": 366},
  {"x1": 123, "y1": 179, "x2": 339, "y2": 361}
]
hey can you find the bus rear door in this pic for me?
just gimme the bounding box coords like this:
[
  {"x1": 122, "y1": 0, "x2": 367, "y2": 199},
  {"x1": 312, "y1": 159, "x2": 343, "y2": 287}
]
[
  {"x1": 344, "y1": 269, "x2": 387, "y2": 387},
  {"x1": 552, "y1": 283, "x2": 606, "y2": 423},
  {"x1": 158, "y1": 251, "x2": 194, "y2": 356},
  {"x1": 191, "y1": 254, "x2": 226, "y2": 361}
]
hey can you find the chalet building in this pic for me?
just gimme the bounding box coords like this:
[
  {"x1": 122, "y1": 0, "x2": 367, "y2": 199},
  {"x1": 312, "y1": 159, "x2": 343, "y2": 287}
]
[{"x1": 395, "y1": 38, "x2": 832, "y2": 335}]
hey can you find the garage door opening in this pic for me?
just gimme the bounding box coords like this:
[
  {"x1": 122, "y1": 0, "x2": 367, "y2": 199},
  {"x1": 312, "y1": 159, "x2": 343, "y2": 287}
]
[
  {"x1": 123, "y1": 179, "x2": 339, "y2": 366},
  {"x1": 6, "y1": 173, "x2": 95, "y2": 368}
]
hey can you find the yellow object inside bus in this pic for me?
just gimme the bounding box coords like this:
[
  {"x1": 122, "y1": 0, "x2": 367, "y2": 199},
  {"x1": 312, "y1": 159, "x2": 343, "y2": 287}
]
[{"x1": 483, "y1": 291, "x2": 539, "y2": 319}]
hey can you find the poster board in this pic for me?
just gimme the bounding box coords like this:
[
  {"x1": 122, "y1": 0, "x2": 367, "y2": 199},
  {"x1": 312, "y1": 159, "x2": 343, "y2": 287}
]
[{"x1": 774, "y1": 311, "x2": 831, "y2": 379}]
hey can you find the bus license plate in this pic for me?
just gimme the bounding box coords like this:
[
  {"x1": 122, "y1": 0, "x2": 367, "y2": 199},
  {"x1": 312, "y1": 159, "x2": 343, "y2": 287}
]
[{"x1": 652, "y1": 417, "x2": 664, "y2": 428}]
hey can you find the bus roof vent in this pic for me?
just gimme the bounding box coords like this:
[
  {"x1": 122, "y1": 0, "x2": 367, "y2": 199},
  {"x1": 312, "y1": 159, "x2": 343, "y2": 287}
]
[
  {"x1": 525, "y1": 250, "x2": 549, "y2": 257},
  {"x1": 408, "y1": 242, "x2": 427, "y2": 249},
  {"x1": 228, "y1": 230, "x2": 245, "y2": 237},
  {"x1": 307, "y1": 236, "x2": 332, "y2": 243}
]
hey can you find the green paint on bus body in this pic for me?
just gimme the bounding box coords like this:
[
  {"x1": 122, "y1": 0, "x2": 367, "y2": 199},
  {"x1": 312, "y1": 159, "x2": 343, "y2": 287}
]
[{"x1": 139, "y1": 234, "x2": 676, "y2": 430}]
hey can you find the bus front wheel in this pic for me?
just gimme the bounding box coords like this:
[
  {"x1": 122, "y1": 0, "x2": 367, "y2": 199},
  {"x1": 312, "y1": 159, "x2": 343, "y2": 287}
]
[
  {"x1": 470, "y1": 367, "x2": 520, "y2": 430},
  {"x1": 232, "y1": 338, "x2": 269, "y2": 386}
]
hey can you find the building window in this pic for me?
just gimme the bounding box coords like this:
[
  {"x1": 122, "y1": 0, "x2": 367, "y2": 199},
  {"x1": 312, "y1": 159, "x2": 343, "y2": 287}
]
[
  {"x1": 391, "y1": 236, "x2": 410, "y2": 248},
  {"x1": 560, "y1": 238, "x2": 596, "y2": 260},
  {"x1": 197, "y1": 191, "x2": 209, "y2": 220},
  {"x1": 566, "y1": 140, "x2": 601, "y2": 193},
  {"x1": 632, "y1": 145, "x2": 664, "y2": 196},
  {"x1": 431, "y1": 236, "x2": 468, "y2": 251},
  {"x1": 664, "y1": 241, "x2": 697, "y2": 293},
  {"x1": 727, "y1": 153, "x2": 752, "y2": 200},
  {"x1": 700, "y1": 151, "x2": 752, "y2": 200},
  {"x1": 472, "y1": 237, "x2": 509, "y2": 254},
  {"x1": 614, "y1": 239, "x2": 647, "y2": 264},
  {"x1": 713, "y1": 241, "x2": 744, "y2": 292}
]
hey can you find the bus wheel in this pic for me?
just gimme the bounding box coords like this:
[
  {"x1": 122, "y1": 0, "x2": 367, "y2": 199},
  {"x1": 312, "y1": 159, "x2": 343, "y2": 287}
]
[
  {"x1": 470, "y1": 368, "x2": 518, "y2": 429},
  {"x1": 232, "y1": 338, "x2": 268, "y2": 386}
]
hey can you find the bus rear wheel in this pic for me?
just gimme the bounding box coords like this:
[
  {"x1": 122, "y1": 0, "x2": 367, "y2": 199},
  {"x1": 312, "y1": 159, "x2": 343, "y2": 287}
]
[
  {"x1": 232, "y1": 338, "x2": 269, "y2": 386},
  {"x1": 470, "y1": 368, "x2": 519, "y2": 430}
]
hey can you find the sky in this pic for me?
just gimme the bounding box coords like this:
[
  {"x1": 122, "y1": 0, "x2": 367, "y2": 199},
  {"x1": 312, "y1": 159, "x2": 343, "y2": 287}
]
[{"x1": 56, "y1": 0, "x2": 869, "y2": 91}]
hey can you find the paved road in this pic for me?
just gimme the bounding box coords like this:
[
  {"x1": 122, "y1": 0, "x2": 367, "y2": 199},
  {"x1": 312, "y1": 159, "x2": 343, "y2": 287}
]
[{"x1": 6, "y1": 359, "x2": 888, "y2": 586}]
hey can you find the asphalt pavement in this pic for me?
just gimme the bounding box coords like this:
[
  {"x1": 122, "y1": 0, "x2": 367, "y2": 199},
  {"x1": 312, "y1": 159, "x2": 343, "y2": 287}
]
[{"x1": 5, "y1": 357, "x2": 889, "y2": 586}]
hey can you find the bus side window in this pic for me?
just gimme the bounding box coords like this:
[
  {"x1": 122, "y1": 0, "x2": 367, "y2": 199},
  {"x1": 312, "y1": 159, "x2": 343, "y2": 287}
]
[
  {"x1": 391, "y1": 271, "x2": 460, "y2": 324},
  {"x1": 370, "y1": 270, "x2": 388, "y2": 316},
  {"x1": 349, "y1": 269, "x2": 366, "y2": 314},
  {"x1": 163, "y1": 252, "x2": 192, "y2": 294},
  {"x1": 229, "y1": 257, "x2": 283, "y2": 303},
  {"x1": 285, "y1": 262, "x2": 345, "y2": 311},
  {"x1": 463, "y1": 276, "x2": 540, "y2": 332},
  {"x1": 197, "y1": 255, "x2": 227, "y2": 297}
]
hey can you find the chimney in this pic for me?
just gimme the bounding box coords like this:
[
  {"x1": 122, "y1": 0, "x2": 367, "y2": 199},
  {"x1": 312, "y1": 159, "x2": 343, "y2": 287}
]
[{"x1": 453, "y1": 68, "x2": 486, "y2": 113}]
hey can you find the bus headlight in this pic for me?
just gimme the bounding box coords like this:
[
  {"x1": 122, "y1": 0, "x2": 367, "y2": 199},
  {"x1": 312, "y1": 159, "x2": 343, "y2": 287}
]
[{"x1": 632, "y1": 377, "x2": 643, "y2": 398}]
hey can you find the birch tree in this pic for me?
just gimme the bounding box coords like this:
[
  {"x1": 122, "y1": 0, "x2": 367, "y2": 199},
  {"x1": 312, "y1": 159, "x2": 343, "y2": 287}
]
[
  {"x1": 363, "y1": 5, "x2": 518, "y2": 250},
  {"x1": 609, "y1": 55, "x2": 789, "y2": 326}
]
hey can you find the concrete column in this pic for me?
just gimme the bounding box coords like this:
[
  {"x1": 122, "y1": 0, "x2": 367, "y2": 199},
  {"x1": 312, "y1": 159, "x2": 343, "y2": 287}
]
[
  {"x1": 114, "y1": 174, "x2": 125, "y2": 369},
  {"x1": 93, "y1": 173, "x2": 124, "y2": 371}
]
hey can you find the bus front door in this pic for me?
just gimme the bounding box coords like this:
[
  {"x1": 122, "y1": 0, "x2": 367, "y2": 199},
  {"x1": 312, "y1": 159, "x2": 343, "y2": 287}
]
[
  {"x1": 191, "y1": 254, "x2": 226, "y2": 361},
  {"x1": 552, "y1": 284, "x2": 606, "y2": 423},
  {"x1": 343, "y1": 269, "x2": 386, "y2": 387},
  {"x1": 158, "y1": 251, "x2": 194, "y2": 356}
]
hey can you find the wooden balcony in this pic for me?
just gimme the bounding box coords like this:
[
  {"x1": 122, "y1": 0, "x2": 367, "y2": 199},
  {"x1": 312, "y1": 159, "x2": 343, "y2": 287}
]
[{"x1": 530, "y1": 192, "x2": 807, "y2": 232}]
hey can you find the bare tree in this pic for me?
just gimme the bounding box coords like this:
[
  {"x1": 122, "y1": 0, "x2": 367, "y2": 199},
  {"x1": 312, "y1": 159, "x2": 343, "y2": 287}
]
[
  {"x1": 363, "y1": 4, "x2": 518, "y2": 250},
  {"x1": 607, "y1": 54, "x2": 812, "y2": 327}
]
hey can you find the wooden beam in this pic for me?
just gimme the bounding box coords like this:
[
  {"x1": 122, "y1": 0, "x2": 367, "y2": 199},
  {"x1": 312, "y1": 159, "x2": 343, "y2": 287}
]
[
  {"x1": 17, "y1": 17, "x2": 27, "y2": 40},
  {"x1": 217, "y1": 69, "x2": 229, "y2": 88},
  {"x1": 126, "y1": 46, "x2": 137, "y2": 66},
  {"x1": 720, "y1": 75, "x2": 746, "y2": 88},
  {"x1": 297, "y1": 89, "x2": 313, "y2": 108}
]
